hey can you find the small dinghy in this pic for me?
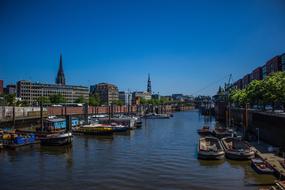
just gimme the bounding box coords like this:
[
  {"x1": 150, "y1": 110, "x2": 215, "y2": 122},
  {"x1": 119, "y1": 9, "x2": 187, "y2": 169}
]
[
  {"x1": 198, "y1": 136, "x2": 225, "y2": 160},
  {"x1": 251, "y1": 158, "x2": 274, "y2": 174},
  {"x1": 197, "y1": 126, "x2": 212, "y2": 136},
  {"x1": 221, "y1": 137, "x2": 255, "y2": 160}
]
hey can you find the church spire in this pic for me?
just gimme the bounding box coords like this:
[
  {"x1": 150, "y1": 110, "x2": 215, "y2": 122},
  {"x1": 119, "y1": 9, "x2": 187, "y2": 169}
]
[
  {"x1": 147, "y1": 73, "x2": 152, "y2": 94},
  {"x1": 56, "y1": 53, "x2": 66, "y2": 85}
]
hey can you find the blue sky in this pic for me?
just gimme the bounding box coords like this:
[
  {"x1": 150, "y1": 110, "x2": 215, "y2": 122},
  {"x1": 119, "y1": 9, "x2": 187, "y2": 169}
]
[{"x1": 1, "y1": 0, "x2": 285, "y2": 95}]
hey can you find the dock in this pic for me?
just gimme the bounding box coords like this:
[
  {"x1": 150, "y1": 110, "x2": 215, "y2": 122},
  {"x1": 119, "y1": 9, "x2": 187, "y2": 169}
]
[{"x1": 250, "y1": 141, "x2": 285, "y2": 180}]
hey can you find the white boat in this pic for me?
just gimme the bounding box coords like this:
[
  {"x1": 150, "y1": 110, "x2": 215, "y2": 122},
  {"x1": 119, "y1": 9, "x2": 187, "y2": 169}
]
[
  {"x1": 198, "y1": 136, "x2": 225, "y2": 160},
  {"x1": 221, "y1": 137, "x2": 255, "y2": 160}
]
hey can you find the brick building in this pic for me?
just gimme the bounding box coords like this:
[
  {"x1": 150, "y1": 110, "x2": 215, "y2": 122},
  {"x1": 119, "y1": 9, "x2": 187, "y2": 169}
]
[
  {"x1": 0, "y1": 80, "x2": 3, "y2": 94},
  {"x1": 90, "y1": 83, "x2": 119, "y2": 105}
]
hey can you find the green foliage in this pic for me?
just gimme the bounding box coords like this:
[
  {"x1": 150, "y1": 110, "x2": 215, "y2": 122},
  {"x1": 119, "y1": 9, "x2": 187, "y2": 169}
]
[
  {"x1": 139, "y1": 98, "x2": 148, "y2": 105},
  {"x1": 2, "y1": 93, "x2": 17, "y2": 106},
  {"x1": 229, "y1": 72, "x2": 285, "y2": 109},
  {"x1": 75, "y1": 95, "x2": 87, "y2": 104},
  {"x1": 49, "y1": 94, "x2": 66, "y2": 104},
  {"x1": 113, "y1": 100, "x2": 124, "y2": 106},
  {"x1": 139, "y1": 97, "x2": 170, "y2": 105},
  {"x1": 89, "y1": 94, "x2": 101, "y2": 106},
  {"x1": 159, "y1": 97, "x2": 170, "y2": 104},
  {"x1": 0, "y1": 93, "x2": 31, "y2": 106},
  {"x1": 37, "y1": 96, "x2": 51, "y2": 105}
]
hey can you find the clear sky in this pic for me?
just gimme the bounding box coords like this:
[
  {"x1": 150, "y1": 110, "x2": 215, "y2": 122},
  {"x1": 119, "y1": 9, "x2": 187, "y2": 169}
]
[{"x1": 1, "y1": 0, "x2": 285, "y2": 96}]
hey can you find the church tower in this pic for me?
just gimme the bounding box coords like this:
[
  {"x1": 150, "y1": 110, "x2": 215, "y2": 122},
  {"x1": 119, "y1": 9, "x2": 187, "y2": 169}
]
[
  {"x1": 147, "y1": 73, "x2": 152, "y2": 94},
  {"x1": 55, "y1": 53, "x2": 66, "y2": 85}
]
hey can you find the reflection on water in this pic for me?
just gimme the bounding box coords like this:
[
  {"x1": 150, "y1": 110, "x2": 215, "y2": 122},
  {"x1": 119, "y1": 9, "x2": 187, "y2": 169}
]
[{"x1": 0, "y1": 111, "x2": 276, "y2": 190}]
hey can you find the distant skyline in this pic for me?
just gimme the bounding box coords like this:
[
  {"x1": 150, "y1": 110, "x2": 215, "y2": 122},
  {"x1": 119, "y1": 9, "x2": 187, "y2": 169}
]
[{"x1": 1, "y1": 0, "x2": 285, "y2": 95}]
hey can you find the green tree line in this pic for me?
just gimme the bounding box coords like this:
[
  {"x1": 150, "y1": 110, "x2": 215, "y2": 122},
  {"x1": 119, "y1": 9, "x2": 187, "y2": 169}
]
[{"x1": 229, "y1": 72, "x2": 285, "y2": 110}]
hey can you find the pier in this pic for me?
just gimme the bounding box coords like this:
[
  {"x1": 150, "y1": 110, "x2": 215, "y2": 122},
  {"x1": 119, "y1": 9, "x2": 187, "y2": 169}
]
[{"x1": 250, "y1": 141, "x2": 285, "y2": 180}]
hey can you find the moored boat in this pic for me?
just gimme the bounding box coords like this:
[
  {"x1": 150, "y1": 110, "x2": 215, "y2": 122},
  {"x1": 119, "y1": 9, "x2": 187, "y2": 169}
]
[
  {"x1": 251, "y1": 158, "x2": 274, "y2": 174},
  {"x1": 143, "y1": 113, "x2": 170, "y2": 119},
  {"x1": 221, "y1": 137, "x2": 255, "y2": 160},
  {"x1": 39, "y1": 132, "x2": 73, "y2": 146},
  {"x1": 135, "y1": 118, "x2": 143, "y2": 128},
  {"x1": 213, "y1": 127, "x2": 232, "y2": 138},
  {"x1": 73, "y1": 124, "x2": 113, "y2": 136},
  {"x1": 198, "y1": 136, "x2": 225, "y2": 160},
  {"x1": 197, "y1": 126, "x2": 212, "y2": 136},
  {"x1": 262, "y1": 181, "x2": 285, "y2": 190},
  {"x1": 110, "y1": 123, "x2": 129, "y2": 132},
  {"x1": 36, "y1": 118, "x2": 73, "y2": 146},
  {"x1": 0, "y1": 130, "x2": 38, "y2": 149}
]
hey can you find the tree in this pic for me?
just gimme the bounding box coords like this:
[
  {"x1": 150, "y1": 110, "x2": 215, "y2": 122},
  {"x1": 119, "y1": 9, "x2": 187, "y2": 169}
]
[
  {"x1": 229, "y1": 89, "x2": 248, "y2": 107},
  {"x1": 5, "y1": 93, "x2": 17, "y2": 106},
  {"x1": 113, "y1": 100, "x2": 124, "y2": 106},
  {"x1": 49, "y1": 94, "x2": 66, "y2": 104},
  {"x1": 37, "y1": 96, "x2": 51, "y2": 105},
  {"x1": 20, "y1": 101, "x2": 29, "y2": 107},
  {"x1": 246, "y1": 80, "x2": 265, "y2": 109},
  {"x1": 229, "y1": 71, "x2": 285, "y2": 110},
  {"x1": 159, "y1": 97, "x2": 169, "y2": 104},
  {"x1": 263, "y1": 72, "x2": 285, "y2": 110},
  {"x1": 140, "y1": 98, "x2": 147, "y2": 105},
  {"x1": 89, "y1": 94, "x2": 101, "y2": 106},
  {"x1": 75, "y1": 95, "x2": 87, "y2": 104}
]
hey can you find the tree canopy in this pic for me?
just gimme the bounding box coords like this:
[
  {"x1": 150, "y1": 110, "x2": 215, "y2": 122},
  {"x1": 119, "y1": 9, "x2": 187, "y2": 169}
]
[
  {"x1": 229, "y1": 72, "x2": 285, "y2": 110},
  {"x1": 49, "y1": 94, "x2": 66, "y2": 104},
  {"x1": 89, "y1": 94, "x2": 101, "y2": 106},
  {"x1": 37, "y1": 96, "x2": 51, "y2": 105}
]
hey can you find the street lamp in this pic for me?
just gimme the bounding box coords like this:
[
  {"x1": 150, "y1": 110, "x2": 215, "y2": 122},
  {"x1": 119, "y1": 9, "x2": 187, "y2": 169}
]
[{"x1": 256, "y1": 128, "x2": 260, "y2": 144}]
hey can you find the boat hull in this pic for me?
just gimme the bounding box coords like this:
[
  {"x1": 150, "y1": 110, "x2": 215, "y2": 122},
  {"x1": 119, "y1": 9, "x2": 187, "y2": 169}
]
[
  {"x1": 197, "y1": 131, "x2": 213, "y2": 136},
  {"x1": 112, "y1": 127, "x2": 129, "y2": 132},
  {"x1": 251, "y1": 159, "x2": 274, "y2": 174},
  {"x1": 40, "y1": 134, "x2": 73, "y2": 146},
  {"x1": 198, "y1": 137, "x2": 225, "y2": 160},
  {"x1": 198, "y1": 151, "x2": 225, "y2": 160},
  {"x1": 225, "y1": 151, "x2": 255, "y2": 160},
  {"x1": 221, "y1": 137, "x2": 255, "y2": 160}
]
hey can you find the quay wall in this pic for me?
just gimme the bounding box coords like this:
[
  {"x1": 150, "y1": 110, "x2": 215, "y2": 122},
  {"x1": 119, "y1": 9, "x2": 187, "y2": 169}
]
[
  {"x1": 0, "y1": 106, "x2": 48, "y2": 120},
  {"x1": 46, "y1": 105, "x2": 189, "y2": 116},
  {"x1": 0, "y1": 105, "x2": 194, "y2": 120},
  {"x1": 216, "y1": 104, "x2": 285, "y2": 148}
]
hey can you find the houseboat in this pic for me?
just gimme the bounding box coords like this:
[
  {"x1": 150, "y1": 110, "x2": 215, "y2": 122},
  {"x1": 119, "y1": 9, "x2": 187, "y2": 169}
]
[{"x1": 37, "y1": 118, "x2": 73, "y2": 146}]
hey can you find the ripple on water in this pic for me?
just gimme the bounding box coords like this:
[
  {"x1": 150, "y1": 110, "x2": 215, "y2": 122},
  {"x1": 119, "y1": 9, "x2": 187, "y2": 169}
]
[{"x1": 0, "y1": 111, "x2": 276, "y2": 190}]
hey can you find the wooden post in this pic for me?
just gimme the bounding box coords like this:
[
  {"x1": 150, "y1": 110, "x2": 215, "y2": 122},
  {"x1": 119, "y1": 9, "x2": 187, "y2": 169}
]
[
  {"x1": 12, "y1": 105, "x2": 15, "y2": 129},
  {"x1": 66, "y1": 115, "x2": 72, "y2": 132},
  {"x1": 40, "y1": 101, "x2": 43, "y2": 131},
  {"x1": 243, "y1": 103, "x2": 249, "y2": 138}
]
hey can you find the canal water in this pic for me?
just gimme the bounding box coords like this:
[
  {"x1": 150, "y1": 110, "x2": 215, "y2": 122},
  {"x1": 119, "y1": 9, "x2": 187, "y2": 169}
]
[{"x1": 0, "y1": 111, "x2": 275, "y2": 190}]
